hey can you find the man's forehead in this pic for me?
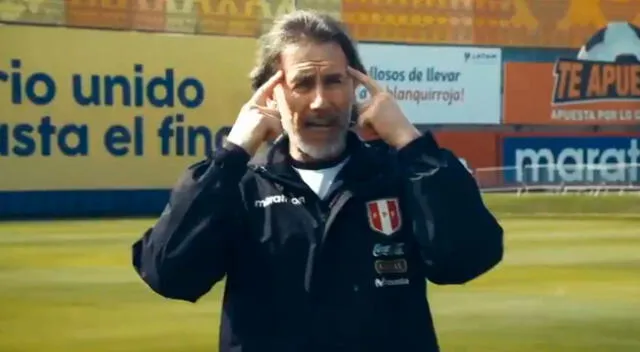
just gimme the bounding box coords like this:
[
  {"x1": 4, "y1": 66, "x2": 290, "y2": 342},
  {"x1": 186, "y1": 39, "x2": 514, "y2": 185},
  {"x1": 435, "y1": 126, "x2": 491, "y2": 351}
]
[
  {"x1": 280, "y1": 42, "x2": 348, "y2": 78},
  {"x1": 288, "y1": 62, "x2": 346, "y2": 77}
]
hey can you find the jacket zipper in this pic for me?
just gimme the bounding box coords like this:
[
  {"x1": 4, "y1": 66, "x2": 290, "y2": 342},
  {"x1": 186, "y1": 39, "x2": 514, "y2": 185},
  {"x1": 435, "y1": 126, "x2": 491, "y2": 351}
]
[
  {"x1": 321, "y1": 190, "x2": 353, "y2": 244},
  {"x1": 254, "y1": 166, "x2": 356, "y2": 293}
]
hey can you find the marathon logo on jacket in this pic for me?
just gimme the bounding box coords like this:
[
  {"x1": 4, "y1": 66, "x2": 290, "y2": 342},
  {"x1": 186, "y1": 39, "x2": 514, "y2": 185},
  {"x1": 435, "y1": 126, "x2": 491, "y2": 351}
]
[
  {"x1": 374, "y1": 278, "x2": 410, "y2": 288},
  {"x1": 366, "y1": 198, "x2": 402, "y2": 236},
  {"x1": 372, "y1": 242, "x2": 405, "y2": 257},
  {"x1": 374, "y1": 259, "x2": 408, "y2": 274},
  {"x1": 254, "y1": 195, "x2": 306, "y2": 208}
]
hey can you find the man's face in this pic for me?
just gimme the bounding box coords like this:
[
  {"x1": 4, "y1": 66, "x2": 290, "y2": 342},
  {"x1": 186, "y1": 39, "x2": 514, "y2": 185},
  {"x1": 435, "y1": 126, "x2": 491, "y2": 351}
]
[{"x1": 276, "y1": 41, "x2": 354, "y2": 160}]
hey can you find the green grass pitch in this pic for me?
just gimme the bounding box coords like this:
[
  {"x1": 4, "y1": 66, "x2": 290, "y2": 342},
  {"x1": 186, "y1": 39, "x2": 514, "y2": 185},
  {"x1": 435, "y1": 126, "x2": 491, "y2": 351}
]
[{"x1": 1, "y1": 201, "x2": 639, "y2": 351}]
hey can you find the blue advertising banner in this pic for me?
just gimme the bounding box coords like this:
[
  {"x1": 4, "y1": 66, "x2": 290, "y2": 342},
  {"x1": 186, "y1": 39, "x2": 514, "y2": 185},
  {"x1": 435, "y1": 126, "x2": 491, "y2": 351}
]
[{"x1": 502, "y1": 135, "x2": 640, "y2": 185}]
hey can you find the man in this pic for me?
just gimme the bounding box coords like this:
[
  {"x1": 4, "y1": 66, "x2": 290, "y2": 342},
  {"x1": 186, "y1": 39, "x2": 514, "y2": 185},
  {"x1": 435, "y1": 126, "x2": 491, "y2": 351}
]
[{"x1": 132, "y1": 10, "x2": 504, "y2": 352}]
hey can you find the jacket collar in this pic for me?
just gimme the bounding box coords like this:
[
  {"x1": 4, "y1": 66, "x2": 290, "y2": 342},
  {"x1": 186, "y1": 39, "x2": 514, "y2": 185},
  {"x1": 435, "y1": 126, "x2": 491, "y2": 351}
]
[{"x1": 249, "y1": 132, "x2": 392, "y2": 189}]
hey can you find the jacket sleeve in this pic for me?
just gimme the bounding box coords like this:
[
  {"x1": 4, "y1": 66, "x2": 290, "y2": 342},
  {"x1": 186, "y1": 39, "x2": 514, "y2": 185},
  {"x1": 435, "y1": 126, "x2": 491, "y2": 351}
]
[
  {"x1": 131, "y1": 145, "x2": 250, "y2": 302},
  {"x1": 396, "y1": 132, "x2": 504, "y2": 285}
]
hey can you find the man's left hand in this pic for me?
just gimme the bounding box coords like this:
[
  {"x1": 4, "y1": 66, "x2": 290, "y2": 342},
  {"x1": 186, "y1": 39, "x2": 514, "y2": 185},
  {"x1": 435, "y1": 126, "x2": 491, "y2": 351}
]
[{"x1": 348, "y1": 67, "x2": 421, "y2": 149}]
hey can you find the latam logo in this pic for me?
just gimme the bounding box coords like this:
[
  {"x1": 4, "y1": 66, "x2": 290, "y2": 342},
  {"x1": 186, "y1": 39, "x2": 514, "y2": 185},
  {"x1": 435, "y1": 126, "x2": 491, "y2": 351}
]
[
  {"x1": 464, "y1": 51, "x2": 499, "y2": 63},
  {"x1": 502, "y1": 137, "x2": 640, "y2": 183}
]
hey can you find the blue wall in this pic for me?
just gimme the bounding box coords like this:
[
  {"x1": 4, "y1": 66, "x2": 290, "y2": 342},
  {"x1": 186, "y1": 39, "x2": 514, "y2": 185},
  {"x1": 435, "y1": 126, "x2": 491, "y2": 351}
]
[
  {"x1": 0, "y1": 190, "x2": 169, "y2": 219},
  {"x1": 503, "y1": 47, "x2": 578, "y2": 62}
]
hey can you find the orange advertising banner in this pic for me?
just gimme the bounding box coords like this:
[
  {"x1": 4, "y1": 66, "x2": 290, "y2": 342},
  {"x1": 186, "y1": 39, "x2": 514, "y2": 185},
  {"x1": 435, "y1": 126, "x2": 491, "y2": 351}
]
[
  {"x1": 131, "y1": 0, "x2": 166, "y2": 31},
  {"x1": 65, "y1": 0, "x2": 133, "y2": 30},
  {"x1": 503, "y1": 62, "x2": 640, "y2": 125},
  {"x1": 195, "y1": 0, "x2": 294, "y2": 37},
  {"x1": 1, "y1": 0, "x2": 638, "y2": 45},
  {"x1": 342, "y1": 0, "x2": 640, "y2": 48}
]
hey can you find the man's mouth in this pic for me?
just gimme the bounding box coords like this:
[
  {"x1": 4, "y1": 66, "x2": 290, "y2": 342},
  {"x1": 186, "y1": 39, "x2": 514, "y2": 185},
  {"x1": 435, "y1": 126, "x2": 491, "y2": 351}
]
[{"x1": 305, "y1": 121, "x2": 336, "y2": 129}]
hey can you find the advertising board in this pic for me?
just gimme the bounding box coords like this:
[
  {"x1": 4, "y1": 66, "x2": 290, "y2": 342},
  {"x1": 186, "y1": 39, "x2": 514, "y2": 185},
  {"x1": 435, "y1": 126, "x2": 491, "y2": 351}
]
[
  {"x1": 342, "y1": 0, "x2": 640, "y2": 48},
  {"x1": 0, "y1": 0, "x2": 65, "y2": 25},
  {"x1": 503, "y1": 62, "x2": 640, "y2": 125},
  {"x1": 1, "y1": 0, "x2": 638, "y2": 46},
  {"x1": 0, "y1": 25, "x2": 256, "y2": 191},
  {"x1": 356, "y1": 44, "x2": 502, "y2": 125},
  {"x1": 501, "y1": 133, "x2": 640, "y2": 185},
  {"x1": 433, "y1": 131, "x2": 501, "y2": 188},
  {"x1": 33, "y1": 0, "x2": 296, "y2": 35},
  {"x1": 433, "y1": 131, "x2": 499, "y2": 171}
]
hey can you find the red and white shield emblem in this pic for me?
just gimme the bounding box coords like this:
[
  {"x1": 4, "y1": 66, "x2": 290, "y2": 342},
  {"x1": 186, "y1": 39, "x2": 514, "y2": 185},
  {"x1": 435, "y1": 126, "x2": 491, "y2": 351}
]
[{"x1": 366, "y1": 198, "x2": 402, "y2": 236}]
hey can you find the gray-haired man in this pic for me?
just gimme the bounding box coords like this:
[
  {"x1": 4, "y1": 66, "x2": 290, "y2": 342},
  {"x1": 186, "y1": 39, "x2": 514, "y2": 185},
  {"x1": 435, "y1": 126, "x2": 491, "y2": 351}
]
[{"x1": 132, "y1": 10, "x2": 504, "y2": 352}]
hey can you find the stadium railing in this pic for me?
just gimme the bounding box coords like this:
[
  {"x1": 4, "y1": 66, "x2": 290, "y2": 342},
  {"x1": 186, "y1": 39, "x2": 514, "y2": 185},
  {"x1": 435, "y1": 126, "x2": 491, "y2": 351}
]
[{"x1": 472, "y1": 163, "x2": 640, "y2": 195}]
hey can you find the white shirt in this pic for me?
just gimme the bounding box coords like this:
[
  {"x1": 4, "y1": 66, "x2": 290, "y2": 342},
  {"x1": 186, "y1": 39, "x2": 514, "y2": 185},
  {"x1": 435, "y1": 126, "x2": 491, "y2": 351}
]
[{"x1": 293, "y1": 158, "x2": 349, "y2": 199}]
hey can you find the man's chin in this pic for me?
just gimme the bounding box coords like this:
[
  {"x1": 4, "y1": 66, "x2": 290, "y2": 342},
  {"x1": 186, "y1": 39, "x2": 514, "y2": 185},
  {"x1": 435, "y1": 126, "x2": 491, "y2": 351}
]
[{"x1": 296, "y1": 139, "x2": 347, "y2": 161}]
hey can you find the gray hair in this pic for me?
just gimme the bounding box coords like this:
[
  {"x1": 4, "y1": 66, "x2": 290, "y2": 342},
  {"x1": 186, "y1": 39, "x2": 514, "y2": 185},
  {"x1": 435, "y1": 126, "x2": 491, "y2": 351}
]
[{"x1": 249, "y1": 10, "x2": 367, "y2": 91}]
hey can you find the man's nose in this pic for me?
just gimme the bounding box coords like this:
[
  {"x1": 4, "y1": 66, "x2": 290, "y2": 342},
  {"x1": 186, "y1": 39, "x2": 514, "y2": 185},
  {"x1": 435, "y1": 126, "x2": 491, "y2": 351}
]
[{"x1": 309, "y1": 86, "x2": 329, "y2": 110}]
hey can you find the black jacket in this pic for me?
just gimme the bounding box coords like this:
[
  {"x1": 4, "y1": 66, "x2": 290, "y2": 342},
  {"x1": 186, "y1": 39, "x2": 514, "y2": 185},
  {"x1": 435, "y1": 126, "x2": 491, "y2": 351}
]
[{"x1": 132, "y1": 131, "x2": 504, "y2": 352}]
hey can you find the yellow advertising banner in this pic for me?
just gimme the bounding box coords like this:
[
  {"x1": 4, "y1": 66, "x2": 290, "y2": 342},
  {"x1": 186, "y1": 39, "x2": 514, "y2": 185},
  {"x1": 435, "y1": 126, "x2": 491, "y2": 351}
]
[
  {"x1": 0, "y1": 25, "x2": 257, "y2": 191},
  {"x1": 342, "y1": 0, "x2": 640, "y2": 48},
  {"x1": 195, "y1": 0, "x2": 294, "y2": 37},
  {"x1": 0, "y1": 0, "x2": 65, "y2": 25},
  {"x1": 62, "y1": 0, "x2": 296, "y2": 35},
  {"x1": 295, "y1": 0, "x2": 341, "y2": 21}
]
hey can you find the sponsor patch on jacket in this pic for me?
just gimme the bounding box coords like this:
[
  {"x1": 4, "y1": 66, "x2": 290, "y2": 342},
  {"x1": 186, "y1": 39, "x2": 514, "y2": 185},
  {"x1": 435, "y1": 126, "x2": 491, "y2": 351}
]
[
  {"x1": 366, "y1": 198, "x2": 402, "y2": 236},
  {"x1": 374, "y1": 277, "x2": 410, "y2": 288},
  {"x1": 374, "y1": 259, "x2": 408, "y2": 274},
  {"x1": 254, "y1": 195, "x2": 305, "y2": 208},
  {"x1": 372, "y1": 243, "x2": 405, "y2": 257}
]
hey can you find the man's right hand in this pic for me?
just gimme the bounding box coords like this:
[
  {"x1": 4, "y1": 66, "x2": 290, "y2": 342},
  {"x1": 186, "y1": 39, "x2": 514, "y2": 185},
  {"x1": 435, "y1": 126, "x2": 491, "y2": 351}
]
[{"x1": 225, "y1": 71, "x2": 284, "y2": 156}]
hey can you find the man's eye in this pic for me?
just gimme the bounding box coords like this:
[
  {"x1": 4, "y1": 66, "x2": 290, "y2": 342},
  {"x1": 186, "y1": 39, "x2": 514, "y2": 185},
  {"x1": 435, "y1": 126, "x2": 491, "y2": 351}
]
[
  {"x1": 325, "y1": 78, "x2": 343, "y2": 85},
  {"x1": 300, "y1": 77, "x2": 315, "y2": 85},
  {"x1": 293, "y1": 79, "x2": 314, "y2": 90}
]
